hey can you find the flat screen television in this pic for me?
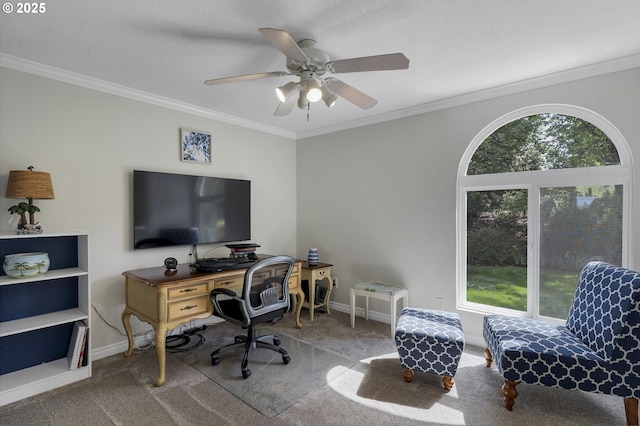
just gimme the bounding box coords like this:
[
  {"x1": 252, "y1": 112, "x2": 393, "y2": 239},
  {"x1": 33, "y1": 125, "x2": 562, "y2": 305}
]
[{"x1": 133, "y1": 170, "x2": 251, "y2": 249}]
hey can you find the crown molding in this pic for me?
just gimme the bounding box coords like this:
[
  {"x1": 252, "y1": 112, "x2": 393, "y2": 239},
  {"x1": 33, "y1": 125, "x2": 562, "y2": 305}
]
[
  {"x1": 0, "y1": 54, "x2": 296, "y2": 140},
  {"x1": 2, "y1": 53, "x2": 638, "y2": 141},
  {"x1": 297, "y1": 54, "x2": 640, "y2": 139}
]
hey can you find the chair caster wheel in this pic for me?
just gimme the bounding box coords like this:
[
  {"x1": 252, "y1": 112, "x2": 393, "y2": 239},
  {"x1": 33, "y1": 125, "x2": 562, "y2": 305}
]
[
  {"x1": 273, "y1": 337, "x2": 281, "y2": 346},
  {"x1": 211, "y1": 355, "x2": 220, "y2": 366},
  {"x1": 282, "y1": 355, "x2": 291, "y2": 365},
  {"x1": 242, "y1": 368, "x2": 251, "y2": 379}
]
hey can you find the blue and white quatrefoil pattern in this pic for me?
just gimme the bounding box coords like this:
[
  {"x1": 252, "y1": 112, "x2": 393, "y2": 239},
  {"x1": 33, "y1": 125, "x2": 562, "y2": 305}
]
[
  {"x1": 484, "y1": 261, "x2": 640, "y2": 399},
  {"x1": 395, "y1": 308, "x2": 465, "y2": 377}
]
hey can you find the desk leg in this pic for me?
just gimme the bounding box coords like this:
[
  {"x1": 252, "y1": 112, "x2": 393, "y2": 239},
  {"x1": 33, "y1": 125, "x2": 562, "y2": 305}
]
[
  {"x1": 324, "y1": 274, "x2": 333, "y2": 315},
  {"x1": 293, "y1": 288, "x2": 304, "y2": 329},
  {"x1": 155, "y1": 322, "x2": 167, "y2": 387},
  {"x1": 309, "y1": 272, "x2": 316, "y2": 322},
  {"x1": 121, "y1": 309, "x2": 134, "y2": 358}
]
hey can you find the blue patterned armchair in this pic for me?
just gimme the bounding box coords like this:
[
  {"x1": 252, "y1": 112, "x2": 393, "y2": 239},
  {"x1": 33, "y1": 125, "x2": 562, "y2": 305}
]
[{"x1": 483, "y1": 262, "x2": 640, "y2": 425}]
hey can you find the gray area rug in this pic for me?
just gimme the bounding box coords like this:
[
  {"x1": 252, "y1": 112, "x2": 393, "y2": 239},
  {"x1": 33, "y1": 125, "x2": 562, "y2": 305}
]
[{"x1": 183, "y1": 329, "x2": 355, "y2": 418}]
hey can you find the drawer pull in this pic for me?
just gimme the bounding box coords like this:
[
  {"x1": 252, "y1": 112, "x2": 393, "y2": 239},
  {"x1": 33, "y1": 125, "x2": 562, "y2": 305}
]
[
  {"x1": 181, "y1": 288, "x2": 197, "y2": 293},
  {"x1": 180, "y1": 305, "x2": 198, "y2": 311}
]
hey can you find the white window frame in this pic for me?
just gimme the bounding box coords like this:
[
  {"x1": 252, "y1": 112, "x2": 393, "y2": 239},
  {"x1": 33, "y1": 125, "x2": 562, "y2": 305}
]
[{"x1": 456, "y1": 104, "x2": 633, "y2": 320}]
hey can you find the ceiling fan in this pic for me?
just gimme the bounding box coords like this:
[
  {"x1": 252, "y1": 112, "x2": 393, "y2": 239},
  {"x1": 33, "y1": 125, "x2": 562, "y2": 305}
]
[{"x1": 204, "y1": 28, "x2": 410, "y2": 116}]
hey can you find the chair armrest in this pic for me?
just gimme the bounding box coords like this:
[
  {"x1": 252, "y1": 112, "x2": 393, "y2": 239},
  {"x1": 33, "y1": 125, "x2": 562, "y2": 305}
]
[
  {"x1": 211, "y1": 288, "x2": 237, "y2": 298},
  {"x1": 210, "y1": 288, "x2": 249, "y2": 326}
]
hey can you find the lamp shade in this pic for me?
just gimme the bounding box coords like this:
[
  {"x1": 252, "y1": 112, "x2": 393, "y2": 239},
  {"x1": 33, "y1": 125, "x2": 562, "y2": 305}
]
[{"x1": 6, "y1": 169, "x2": 55, "y2": 199}]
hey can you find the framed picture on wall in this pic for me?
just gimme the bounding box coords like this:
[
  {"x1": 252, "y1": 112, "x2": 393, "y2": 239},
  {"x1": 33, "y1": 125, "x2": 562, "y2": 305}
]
[{"x1": 180, "y1": 128, "x2": 212, "y2": 164}]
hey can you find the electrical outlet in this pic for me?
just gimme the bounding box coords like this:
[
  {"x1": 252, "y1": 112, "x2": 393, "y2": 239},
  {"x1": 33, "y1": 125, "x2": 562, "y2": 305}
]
[
  {"x1": 332, "y1": 277, "x2": 338, "y2": 289},
  {"x1": 436, "y1": 297, "x2": 445, "y2": 310}
]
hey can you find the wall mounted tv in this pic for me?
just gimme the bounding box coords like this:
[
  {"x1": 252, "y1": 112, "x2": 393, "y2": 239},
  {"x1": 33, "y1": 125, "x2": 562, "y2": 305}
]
[{"x1": 133, "y1": 170, "x2": 251, "y2": 249}]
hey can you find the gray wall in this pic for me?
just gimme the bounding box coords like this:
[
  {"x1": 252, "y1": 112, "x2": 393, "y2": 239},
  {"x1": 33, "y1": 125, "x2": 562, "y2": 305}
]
[
  {"x1": 0, "y1": 67, "x2": 298, "y2": 351},
  {"x1": 1, "y1": 65, "x2": 638, "y2": 351},
  {"x1": 297, "y1": 68, "x2": 640, "y2": 344}
]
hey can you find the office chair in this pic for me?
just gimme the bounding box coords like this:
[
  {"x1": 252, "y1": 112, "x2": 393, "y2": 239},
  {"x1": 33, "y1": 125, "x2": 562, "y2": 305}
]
[{"x1": 209, "y1": 255, "x2": 294, "y2": 378}]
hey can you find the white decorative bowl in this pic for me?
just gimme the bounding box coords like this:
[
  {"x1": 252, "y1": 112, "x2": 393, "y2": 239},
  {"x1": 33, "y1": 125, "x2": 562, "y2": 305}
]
[{"x1": 3, "y1": 252, "x2": 50, "y2": 278}]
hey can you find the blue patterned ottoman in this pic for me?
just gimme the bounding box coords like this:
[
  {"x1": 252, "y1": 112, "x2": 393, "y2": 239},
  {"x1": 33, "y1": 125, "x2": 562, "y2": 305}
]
[{"x1": 395, "y1": 307, "x2": 465, "y2": 391}]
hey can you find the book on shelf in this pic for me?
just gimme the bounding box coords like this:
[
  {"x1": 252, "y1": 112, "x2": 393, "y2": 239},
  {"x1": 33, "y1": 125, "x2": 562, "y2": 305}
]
[
  {"x1": 77, "y1": 325, "x2": 89, "y2": 368},
  {"x1": 67, "y1": 320, "x2": 87, "y2": 370}
]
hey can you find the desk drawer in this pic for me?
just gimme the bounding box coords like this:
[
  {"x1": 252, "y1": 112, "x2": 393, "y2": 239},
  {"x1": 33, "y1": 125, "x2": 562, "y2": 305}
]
[
  {"x1": 276, "y1": 263, "x2": 300, "y2": 277},
  {"x1": 168, "y1": 295, "x2": 209, "y2": 321},
  {"x1": 168, "y1": 282, "x2": 208, "y2": 300},
  {"x1": 214, "y1": 275, "x2": 244, "y2": 289}
]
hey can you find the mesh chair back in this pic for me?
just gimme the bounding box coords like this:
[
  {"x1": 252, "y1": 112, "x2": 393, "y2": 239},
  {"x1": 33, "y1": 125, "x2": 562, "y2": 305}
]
[{"x1": 243, "y1": 256, "x2": 294, "y2": 318}]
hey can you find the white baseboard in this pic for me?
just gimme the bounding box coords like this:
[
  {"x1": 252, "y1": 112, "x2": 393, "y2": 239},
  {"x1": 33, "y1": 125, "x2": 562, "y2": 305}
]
[{"x1": 329, "y1": 301, "x2": 485, "y2": 347}]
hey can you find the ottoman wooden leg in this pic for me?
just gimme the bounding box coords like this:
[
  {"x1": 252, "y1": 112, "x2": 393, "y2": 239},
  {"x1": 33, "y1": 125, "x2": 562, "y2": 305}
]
[
  {"x1": 624, "y1": 397, "x2": 638, "y2": 426},
  {"x1": 442, "y1": 376, "x2": 455, "y2": 392},
  {"x1": 484, "y1": 347, "x2": 493, "y2": 368},
  {"x1": 402, "y1": 368, "x2": 414, "y2": 383},
  {"x1": 502, "y1": 380, "x2": 519, "y2": 411}
]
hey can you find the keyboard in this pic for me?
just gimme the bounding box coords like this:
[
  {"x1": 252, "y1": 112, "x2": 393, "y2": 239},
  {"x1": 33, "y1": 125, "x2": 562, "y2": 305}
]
[{"x1": 193, "y1": 257, "x2": 256, "y2": 272}]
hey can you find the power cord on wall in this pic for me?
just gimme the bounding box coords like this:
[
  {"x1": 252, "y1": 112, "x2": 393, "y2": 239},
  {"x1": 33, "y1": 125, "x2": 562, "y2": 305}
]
[{"x1": 91, "y1": 304, "x2": 211, "y2": 353}]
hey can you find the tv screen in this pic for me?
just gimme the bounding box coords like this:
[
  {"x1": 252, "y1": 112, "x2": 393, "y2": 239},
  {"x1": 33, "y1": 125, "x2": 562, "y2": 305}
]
[{"x1": 133, "y1": 170, "x2": 251, "y2": 249}]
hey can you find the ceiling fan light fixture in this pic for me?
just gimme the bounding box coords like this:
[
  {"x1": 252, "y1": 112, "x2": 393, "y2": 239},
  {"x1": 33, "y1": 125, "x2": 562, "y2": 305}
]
[
  {"x1": 321, "y1": 87, "x2": 338, "y2": 107},
  {"x1": 304, "y1": 79, "x2": 323, "y2": 102},
  {"x1": 275, "y1": 81, "x2": 299, "y2": 102},
  {"x1": 297, "y1": 91, "x2": 309, "y2": 109}
]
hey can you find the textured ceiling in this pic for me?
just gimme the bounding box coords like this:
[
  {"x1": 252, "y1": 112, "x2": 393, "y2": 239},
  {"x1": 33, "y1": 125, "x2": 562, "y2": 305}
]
[{"x1": 1, "y1": 0, "x2": 639, "y2": 138}]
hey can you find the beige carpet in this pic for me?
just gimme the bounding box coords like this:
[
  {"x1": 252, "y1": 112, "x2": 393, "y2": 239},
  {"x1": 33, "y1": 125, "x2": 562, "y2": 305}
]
[{"x1": 0, "y1": 310, "x2": 629, "y2": 425}]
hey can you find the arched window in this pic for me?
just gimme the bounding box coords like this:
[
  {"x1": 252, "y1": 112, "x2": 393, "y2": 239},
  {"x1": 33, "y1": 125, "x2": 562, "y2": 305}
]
[{"x1": 456, "y1": 105, "x2": 632, "y2": 321}]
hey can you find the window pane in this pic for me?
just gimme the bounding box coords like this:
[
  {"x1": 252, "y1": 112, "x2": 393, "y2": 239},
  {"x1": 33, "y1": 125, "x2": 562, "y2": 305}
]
[
  {"x1": 468, "y1": 114, "x2": 620, "y2": 175},
  {"x1": 466, "y1": 189, "x2": 528, "y2": 311},
  {"x1": 539, "y1": 185, "x2": 623, "y2": 319}
]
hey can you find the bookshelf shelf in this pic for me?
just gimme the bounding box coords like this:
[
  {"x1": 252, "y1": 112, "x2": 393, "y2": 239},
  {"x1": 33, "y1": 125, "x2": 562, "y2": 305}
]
[{"x1": 0, "y1": 232, "x2": 91, "y2": 406}]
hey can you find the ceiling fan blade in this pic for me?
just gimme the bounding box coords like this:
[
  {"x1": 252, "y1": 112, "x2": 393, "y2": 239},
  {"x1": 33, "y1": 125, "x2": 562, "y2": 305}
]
[
  {"x1": 274, "y1": 95, "x2": 296, "y2": 116},
  {"x1": 325, "y1": 79, "x2": 377, "y2": 110},
  {"x1": 327, "y1": 53, "x2": 409, "y2": 73},
  {"x1": 204, "y1": 71, "x2": 289, "y2": 86},
  {"x1": 258, "y1": 28, "x2": 309, "y2": 63}
]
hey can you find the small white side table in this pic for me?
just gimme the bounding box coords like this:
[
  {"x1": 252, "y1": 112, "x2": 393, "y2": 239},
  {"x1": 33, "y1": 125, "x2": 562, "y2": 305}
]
[{"x1": 350, "y1": 282, "x2": 409, "y2": 338}]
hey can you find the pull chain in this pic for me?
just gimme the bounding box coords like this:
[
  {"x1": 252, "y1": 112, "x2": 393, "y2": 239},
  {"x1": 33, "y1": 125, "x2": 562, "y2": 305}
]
[{"x1": 307, "y1": 102, "x2": 310, "y2": 122}]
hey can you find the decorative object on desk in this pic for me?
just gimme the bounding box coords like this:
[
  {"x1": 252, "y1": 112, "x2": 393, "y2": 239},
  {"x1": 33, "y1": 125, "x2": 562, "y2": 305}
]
[
  {"x1": 164, "y1": 257, "x2": 178, "y2": 271},
  {"x1": 307, "y1": 247, "x2": 318, "y2": 265},
  {"x1": 5, "y1": 166, "x2": 55, "y2": 234},
  {"x1": 180, "y1": 128, "x2": 211, "y2": 164},
  {"x1": 3, "y1": 252, "x2": 50, "y2": 278},
  {"x1": 226, "y1": 242, "x2": 260, "y2": 258}
]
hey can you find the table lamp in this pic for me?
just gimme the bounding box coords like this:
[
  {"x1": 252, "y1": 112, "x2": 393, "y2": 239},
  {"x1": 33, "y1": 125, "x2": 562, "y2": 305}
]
[{"x1": 5, "y1": 166, "x2": 55, "y2": 232}]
